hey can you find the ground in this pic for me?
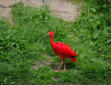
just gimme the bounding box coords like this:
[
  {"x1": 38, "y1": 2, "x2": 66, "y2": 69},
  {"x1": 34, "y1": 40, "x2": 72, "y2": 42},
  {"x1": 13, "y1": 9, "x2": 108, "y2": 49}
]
[{"x1": 0, "y1": 0, "x2": 80, "y2": 21}]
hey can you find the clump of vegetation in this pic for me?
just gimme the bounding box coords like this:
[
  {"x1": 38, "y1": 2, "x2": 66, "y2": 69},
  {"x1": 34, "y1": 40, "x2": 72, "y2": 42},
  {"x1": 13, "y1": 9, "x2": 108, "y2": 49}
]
[{"x1": 0, "y1": 0, "x2": 111, "y2": 84}]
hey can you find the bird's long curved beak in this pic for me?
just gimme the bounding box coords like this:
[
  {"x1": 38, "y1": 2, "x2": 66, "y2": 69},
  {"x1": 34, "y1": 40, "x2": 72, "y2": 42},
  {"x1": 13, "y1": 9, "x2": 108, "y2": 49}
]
[{"x1": 39, "y1": 34, "x2": 49, "y2": 42}]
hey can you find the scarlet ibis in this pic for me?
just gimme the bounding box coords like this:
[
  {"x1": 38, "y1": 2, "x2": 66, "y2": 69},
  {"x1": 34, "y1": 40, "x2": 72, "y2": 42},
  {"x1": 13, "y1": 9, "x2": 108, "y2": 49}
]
[{"x1": 40, "y1": 31, "x2": 78, "y2": 72}]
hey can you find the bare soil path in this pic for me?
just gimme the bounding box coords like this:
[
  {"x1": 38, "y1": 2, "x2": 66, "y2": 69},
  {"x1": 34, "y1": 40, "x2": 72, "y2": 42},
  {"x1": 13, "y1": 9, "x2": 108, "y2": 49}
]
[{"x1": 0, "y1": 0, "x2": 81, "y2": 21}]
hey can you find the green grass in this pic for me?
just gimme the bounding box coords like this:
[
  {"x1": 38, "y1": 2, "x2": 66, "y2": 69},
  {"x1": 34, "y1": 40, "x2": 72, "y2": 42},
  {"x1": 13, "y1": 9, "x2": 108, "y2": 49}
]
[{"x1": 0, "y1": 1, "x2": 111, "y2": 85}]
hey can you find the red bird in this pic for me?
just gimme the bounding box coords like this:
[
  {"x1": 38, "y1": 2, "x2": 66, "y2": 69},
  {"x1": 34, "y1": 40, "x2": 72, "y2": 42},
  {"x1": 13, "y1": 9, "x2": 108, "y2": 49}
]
[{"x1": 40, "y1": 31, "x2": 78, "y2": 72}]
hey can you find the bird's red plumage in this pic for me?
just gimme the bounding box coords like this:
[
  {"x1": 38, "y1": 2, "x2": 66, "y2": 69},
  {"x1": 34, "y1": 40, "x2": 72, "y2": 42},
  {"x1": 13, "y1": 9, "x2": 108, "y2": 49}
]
[
  {"x1": 48, "y1": 31, "x2": 78, "y2": 63},
  {"x1": 52, "y1": 42, "x2": 78, "y2": 62}
]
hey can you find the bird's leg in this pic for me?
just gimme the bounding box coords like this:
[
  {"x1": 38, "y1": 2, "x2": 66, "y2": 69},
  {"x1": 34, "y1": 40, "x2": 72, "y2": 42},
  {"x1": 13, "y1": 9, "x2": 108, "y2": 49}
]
[
  {"x1": 56, "y1": 60, "x2": 63, "y2": 72},
  {"x1": 63, "y1": 62, "x2": 66, "y2": 71}
]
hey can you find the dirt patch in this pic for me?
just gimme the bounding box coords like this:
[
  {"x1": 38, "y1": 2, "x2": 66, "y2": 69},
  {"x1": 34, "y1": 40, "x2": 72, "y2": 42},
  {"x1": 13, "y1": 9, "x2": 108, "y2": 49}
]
[
  {"x1": 31, "y1": 54, "x2": 53, "y2": 70},
  {"x1": 0, "y1": 0, "x2": 81, "y2": 21},
  {"x1": 47, "y1": 0, "x2": 80, "y2": 21},
  {"x1": 31, "y1": 53, "x2": 60, "y2": 70}
]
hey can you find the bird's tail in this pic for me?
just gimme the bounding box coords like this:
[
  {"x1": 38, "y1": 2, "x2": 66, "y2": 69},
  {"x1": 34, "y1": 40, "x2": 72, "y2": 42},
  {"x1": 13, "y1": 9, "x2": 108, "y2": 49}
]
[{"x1": 70, "y1": 57, "x2": 77, "y2": 62}]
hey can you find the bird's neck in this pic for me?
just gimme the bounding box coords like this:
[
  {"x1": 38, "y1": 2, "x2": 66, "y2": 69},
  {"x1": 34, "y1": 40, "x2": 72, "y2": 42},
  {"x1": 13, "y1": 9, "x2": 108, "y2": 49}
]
[{"x1": 50, "y1": 37, "x2": 55, "y2": 48}]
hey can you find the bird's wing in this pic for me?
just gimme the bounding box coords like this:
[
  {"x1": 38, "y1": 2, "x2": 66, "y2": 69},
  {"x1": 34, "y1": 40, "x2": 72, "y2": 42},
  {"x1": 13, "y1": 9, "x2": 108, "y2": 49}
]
[{"x1": 54, "y1": 42, "x2": 78, "y2": 57}]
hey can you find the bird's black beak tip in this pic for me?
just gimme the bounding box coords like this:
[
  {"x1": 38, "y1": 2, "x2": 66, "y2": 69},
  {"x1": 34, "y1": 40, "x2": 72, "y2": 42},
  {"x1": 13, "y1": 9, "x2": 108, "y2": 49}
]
[{"x1": 39, "y1": 34, "x2": 49, "y2": 43}]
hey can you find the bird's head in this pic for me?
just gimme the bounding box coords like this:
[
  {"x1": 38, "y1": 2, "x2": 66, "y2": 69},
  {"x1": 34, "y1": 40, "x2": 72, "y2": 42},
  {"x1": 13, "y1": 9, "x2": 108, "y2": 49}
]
[
  {"x1": 39, "y1": 31, "x2": 55, "y2": 42},
  {"x1": 48, "y1": 31, "x2": 55, "y2": 38}
]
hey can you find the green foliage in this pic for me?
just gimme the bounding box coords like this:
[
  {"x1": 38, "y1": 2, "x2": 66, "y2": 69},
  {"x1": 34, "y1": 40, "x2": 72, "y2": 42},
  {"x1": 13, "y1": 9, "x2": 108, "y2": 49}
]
[
  {"x1": 32, "y1": 67, "x2": 55, "y2": 85},
  {"x1": 0, "y1": 1, "x2": 111, "y2": 85}
]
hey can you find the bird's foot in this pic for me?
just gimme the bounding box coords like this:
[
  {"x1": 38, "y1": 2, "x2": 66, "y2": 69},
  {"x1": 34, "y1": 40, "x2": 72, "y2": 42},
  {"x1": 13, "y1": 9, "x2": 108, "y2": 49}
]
[{"x1": 55, "y1": 70, "x2": 59, "y2": 72}]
